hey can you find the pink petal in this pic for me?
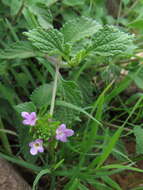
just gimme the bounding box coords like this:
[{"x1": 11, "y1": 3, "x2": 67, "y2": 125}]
[
  {"x1": 59, "y1": 124, "x2": 66, "y2": 130},
  {"x1": 30, "y1": 112, "x2": 36, "y2": 118},
  {"x1": 56, "y1": 134, "x2": 67, "y2": 142},
  {"x1": 35, "y1": 139, "x2": 43, "y2": 144},
  {"x1": 55, "y1": 134, "x2": 61, "y2": 140},
  {"x1": 30, "y1": 147, "x2": 38, "y2": 155},
  {"x1": 65, "y1": 129, "x2": 74, "y2": 137},
  {"x1": 38, "y1": 146, "x2": 44, "y2": 153},
  {"x1": 29, "y1": 142, "x2": 34, "y2": 147},
  {"x1": 21, "y1": 112, "x2": 29, "y2": 118},
  {"x1": 22, "y1": 119, "x2": 30, "y2": 125},
  {"x1": 60, "y1": 135, "x2": 67, "y2": 142}
]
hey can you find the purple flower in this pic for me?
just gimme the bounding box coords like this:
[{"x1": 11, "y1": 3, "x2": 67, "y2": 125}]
[
  {"x1": 55, "y1": 124, "x2": 74, "y2": 142},
  {"x1": 21, "y1": 112, "x2": 37, "y2": 126},
  {"x1": 29, "y1": 139, "x2": 44, "y2": 155}
]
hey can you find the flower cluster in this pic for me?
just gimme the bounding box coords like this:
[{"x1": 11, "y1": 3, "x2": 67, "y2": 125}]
[{"x1": 21, "y1": 112, "x2": 74, "y2": 155}]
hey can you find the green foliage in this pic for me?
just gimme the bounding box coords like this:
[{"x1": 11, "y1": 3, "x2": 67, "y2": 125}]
[
  {"x1": 68, "y1": 49, "x2": 87, "y2": 66},
  {"x1": 30, "y1": 83, "x2": 53, "y2": 108},
  {"x1": 24, "y1": 28, "x2": 65, "y2": 55},
  {"x1": 28, "y1": 3, "x2": 53, "y2": 29},
  {"x1": 134, "y1": 126, "x2": 143, "y2": 155},
  {"x1": 0, "y1": 83, "x2": 16, "y2": 104},
  {"x1": 1, "y1": 0, "x2": 143, "y2": 189},
  {"x1": 61, "y1": 16, "x2": 102, "y2": 43},
  {"x1": 55, "y1": 79, "x2": 83, "y2": 124},
  {"x1": 0, "y1": 41, "x2": 36, "y2": 59},
  {"x1": 14, "y1": 102, "x2": 36, "y2": 113},
  {"x1": 88, "y1": 25, "x2": 135, "y2": 57},
  {"x1": 63, "y1": 0, "x2": 85, "y2": 6},
  {"x1": 77, "y1": 74, "x2": 93, "y2": 105}
]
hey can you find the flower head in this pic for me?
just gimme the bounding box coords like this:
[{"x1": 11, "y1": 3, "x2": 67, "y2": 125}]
[
  {"x1": 55, "y1": 124, "x2": 74, "y2": 142},
  {"x1": 21, "y1": 112, "x2": 37, "y2": 126},
  {"x1": 29, "y1": 139, "x2": 44, "y2": 155}
]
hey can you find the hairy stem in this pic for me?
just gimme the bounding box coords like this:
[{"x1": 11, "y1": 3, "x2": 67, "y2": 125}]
[{"x1": 50, "y1": 63, "x2": 60, "y2": 116}]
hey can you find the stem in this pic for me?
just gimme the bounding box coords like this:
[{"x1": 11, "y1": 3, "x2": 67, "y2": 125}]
[{"x1": 50, "y1": 63, "x2": 60, "y2": 116}]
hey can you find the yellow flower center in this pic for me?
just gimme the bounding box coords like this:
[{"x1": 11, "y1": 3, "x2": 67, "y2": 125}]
[{"x1": 34, "y1": 143, "x2": 40, "y2": 147}]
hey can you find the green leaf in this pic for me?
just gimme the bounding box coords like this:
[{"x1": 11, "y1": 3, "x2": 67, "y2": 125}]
[
  {"x1": 32, "y1": 168, "x2": 51, "y2": 190},
  {"x1": 133, "y1": 126, "x2": 143, "y2": 155},
  {"x1": 61, "y1": 16, "x2": 102, "y2": 43},
  {"x1": 63, "y1": 0, "x2": 84, "y2": 6},
  {"x1": 78, "y1": 183, "x2": 89, "y2": 190},
  {"x1": 14, "y1": 102, "x2": 36, "y2": 113},
  {"x1": 101, "y1": 176, "x2": 122, "y2": 190},
  {"x1": 0, "y1": 41, "x2": 36, "y2": 59},
  {"x1": 89, "y1": 126, "x2": 123, "y2": 169},
  {"x1": 68, "y1": 49, "x2": 87, "y2": 66},
  {"x1": 0, "y1": 61, "x2": 8, "y2": 75},
  {"x1": 56, "y1": 101, "x2": 101, "y2": 125},
  {"x1": 89, "y1": 25, "x2": 135, "y2": 57},
  {"x1": 106, "y1": 75, "x2": 132, "y2": 103},
  {"x1": 15, "y1": 72, "x2": 30, "y2": 87},
  {"x1": 134, "y1": 75, "x2": 143, "y2": 89},
  {"x1": 0, "y1": 83, "x2": 16, "y2": 104},
  {"x1": 23, "y1": 7, "x2": 39, "y2": 29},
  {"x1": 55, "y1": 80, "x2": 83, "y2": 124},
  {"x1": 59, "y1": 80, "x2": 83, "y2": 106},
  {"x1": 0, "y1": 152, "x2": 41, "y2": 172},
  {"x1": 128, "y1": 19, "x2": 143, "y2": 30},
  {"x1": 100, "y1": 164, "x2": 143, "y2": 173},
  {"x1": 106, "y1": 67, "x2": 143, "y2": 103},
  {"x1": 97, "y1": 127, "x2": 123, "y2": 168},
  {"x1": 134, "y1": 68, "x2": 143, "y2": 89},
  {"x1": 63, "y1": 178, "x2": 80, "y2": 190},
  {"x1": 29, "y1": 3, "x2": 53, "y2": 29},
  {"x1": 24, "y1": 28, "x2": 64, "y2": 55},
  {"x1": 10, "y1": 0, "x2": 22, "y2": 15},
  {"x1": 87, "y1": 179, "x2": 112, "y2": 190},
  {"x1": 78, "y1": 74, "x2": 93, "y2": 105},
  {"x1": 30, "y1": 83, "x2": 53, "y2": 108}
]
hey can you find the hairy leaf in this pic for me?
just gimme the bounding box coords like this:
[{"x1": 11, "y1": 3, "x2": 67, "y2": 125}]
[
  {"x1": 55, "y1": 80, "x2": 83, "y2": 124},
  {"x1": 14, "y1": 102, "x2": 36, "y2": 113},
  {"x1": 30, "y1": 83, "x2": 53, "y2": 108},
  {"x1": 0, "y1": 41, "x2": 36, "y2": 59},
  {"x1": 24, "y1": 28, "x2": 64, "y2": 55},
  {"x1": 29, "y1": 3, "x2": 53, "y2": 29},
  {"x1": 89, "y1": 25, "x2": 135, "y2": 57},
  {"x1": 78, "y1": 74, "x2": 93, "y2": 105},
  {"x1": 61, "y1": 16, "x2": 102, "y2": 43}
]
